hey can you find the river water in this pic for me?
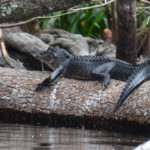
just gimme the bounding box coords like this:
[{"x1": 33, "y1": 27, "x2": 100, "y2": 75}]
[{"x1": 0, "y1": 123, "x2": 148, "y2": 150}]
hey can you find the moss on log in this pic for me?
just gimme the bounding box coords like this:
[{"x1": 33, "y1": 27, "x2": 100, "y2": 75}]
[{"x1": 0, "y1": 0, "x2": 91, "y2": 23}]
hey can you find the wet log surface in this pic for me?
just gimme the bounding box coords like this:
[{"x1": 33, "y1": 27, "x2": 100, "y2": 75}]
[{"x1": 0, "y1": 67, "x2": 150, "y2": 130}]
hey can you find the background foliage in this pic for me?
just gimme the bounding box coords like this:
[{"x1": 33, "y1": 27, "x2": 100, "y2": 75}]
[
  {"x1": 39, "y1": 2, "x2": 108, "y2": 38},
  {"x1": 136, "y1": 3, "x2": 150, "y2": 28},
  {"x1": 39, "y1": 2, "x2": 149, "y2": 38}
]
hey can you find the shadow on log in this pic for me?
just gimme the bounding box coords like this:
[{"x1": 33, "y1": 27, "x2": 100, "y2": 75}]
[{"x1": 0, "y1": 67, "x2": 150, "y2": 132}]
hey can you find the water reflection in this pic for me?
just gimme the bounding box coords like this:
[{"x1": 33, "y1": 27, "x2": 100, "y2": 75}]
[{"x1": 0, "y1": 123, "x2": 148, "y2": 150}]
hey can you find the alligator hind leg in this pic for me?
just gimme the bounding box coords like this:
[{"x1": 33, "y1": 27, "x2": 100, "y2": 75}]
[
  {"x1": 36, "y1": 64, "x2": 64, "y2": 91},
  {"x1": 91, "y1": 62, "x2": 116, "y2": 89}
]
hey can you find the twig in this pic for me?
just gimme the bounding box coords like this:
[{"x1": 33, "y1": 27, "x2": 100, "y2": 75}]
[
  {"x1": 136, "y1": 7, "x2": 150, "y2": 10},
  {"x1": 0, "y1": 29, "x2": 9, "y2": 60},
  {"x1": 0, "y1": 29, "x2": 25, "y2": 69},
  {"x1": 138, "y1": 0, "x2": 150, "y2": 5},
  {"x1": 0, "y1": 0, "x2": 115, "y2": 28}
]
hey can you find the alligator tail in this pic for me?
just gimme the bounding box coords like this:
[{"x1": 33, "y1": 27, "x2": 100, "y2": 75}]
[{"x1": 113, "y1": 60, "x2": 150, "y2": 113}]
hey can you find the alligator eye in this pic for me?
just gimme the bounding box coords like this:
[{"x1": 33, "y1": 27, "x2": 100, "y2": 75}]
[
  {"x1": 49, "y1": 52, "x2": 57, "y2": 60},
  {"x1": 53, "y1": 52, "x2": 57, "y2": 57}
]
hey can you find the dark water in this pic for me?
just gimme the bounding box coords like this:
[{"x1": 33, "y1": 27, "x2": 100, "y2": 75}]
[{"x1": 0, "y1": 123, "x2": 148, "y2": 150}]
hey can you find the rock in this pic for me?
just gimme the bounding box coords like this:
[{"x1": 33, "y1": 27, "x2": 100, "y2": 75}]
[{"x1": 134, "y1": 140, "x2": 150, "y2": 150}]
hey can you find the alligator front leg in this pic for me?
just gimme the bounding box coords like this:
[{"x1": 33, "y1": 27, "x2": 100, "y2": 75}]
[
  {"x1": 36, "y1": 64, "x2": 64, "y2": 91},
  {"x1": 91, "y1": 62, "x2": 116, "y2": 89}
]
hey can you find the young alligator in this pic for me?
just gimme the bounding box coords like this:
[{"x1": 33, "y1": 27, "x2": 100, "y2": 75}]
[
  {"x1": 32, "y1": 46, "x2": 136, "y2": 92},
  {"x1": 33, "y1": 46, "x2": 150, "y2": 112}
]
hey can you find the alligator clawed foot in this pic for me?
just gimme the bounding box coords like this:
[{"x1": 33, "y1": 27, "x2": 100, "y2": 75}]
[
  {"x1": 35, "y1": 83, "x2": 45, "y2": 91},
  {"x1": 101, "y1": 82, "x2": 107, "y2": 90}
]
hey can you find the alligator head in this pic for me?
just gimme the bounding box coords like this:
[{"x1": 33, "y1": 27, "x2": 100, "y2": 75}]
[{"x1": 31, "y1": 45, "x2": 73, "y2": 70}]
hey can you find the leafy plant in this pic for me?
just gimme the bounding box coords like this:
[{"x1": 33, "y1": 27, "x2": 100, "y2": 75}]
[{"x1": 39, "y1": 2, "x2": 108, "y2": 38}]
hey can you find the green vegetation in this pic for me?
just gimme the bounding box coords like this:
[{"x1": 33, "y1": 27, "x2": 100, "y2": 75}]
[{"x1": 39, "y1": 2, "x2": 108, "y2": 38}]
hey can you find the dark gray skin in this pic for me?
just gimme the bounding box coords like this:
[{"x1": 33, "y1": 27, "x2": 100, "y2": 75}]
[
  {"x1": 113, "y1": 60, "x2": 150, "y2": 112},
  {"x1": 32, "y1": 46, "x2": 136, "y2": 92}
]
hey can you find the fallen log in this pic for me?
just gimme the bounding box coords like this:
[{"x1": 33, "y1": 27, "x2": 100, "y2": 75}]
[{"x1": 0, "y1": 67, "x2": 150, "y2": 128}]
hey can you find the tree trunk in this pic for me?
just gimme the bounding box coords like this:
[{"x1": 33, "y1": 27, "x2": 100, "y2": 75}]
[
  {"x1": 0, "y1": 67, "x2": 150, "y2": 127},
  {"x1": 111, "y1": 1, "x2": 117, "y2": 44},
  {"x1": 0, "y1": 0, "x2": 91, "y2": 23},
  {"x1": 148, "y1": 25, "x2": 150, "y2": 56},
  {"x1": 116, "y1": 0, "x2": 137, "y2": 64}
]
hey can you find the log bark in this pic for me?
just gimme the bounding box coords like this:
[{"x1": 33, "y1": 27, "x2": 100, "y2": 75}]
[
  {"x1": 0, "y1": 0, "x2": 91, "y2": 23},
  {"x1": 0, "y1": 67, "x2": 150, "y2": 126},
  {"x1": 116, "y1": 0, "x2": 137, "y2": 64}
]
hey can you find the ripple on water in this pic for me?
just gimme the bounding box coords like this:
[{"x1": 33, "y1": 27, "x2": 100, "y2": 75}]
[{"x1": 0, "y1": 123, "x2": 148, "y2": 150}]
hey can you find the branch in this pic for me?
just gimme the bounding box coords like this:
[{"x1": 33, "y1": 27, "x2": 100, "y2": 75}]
[{"x1": 0, "y1": 0, "x2": 114, "y2": 28}]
